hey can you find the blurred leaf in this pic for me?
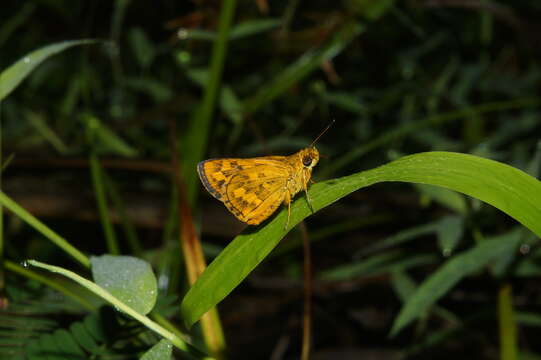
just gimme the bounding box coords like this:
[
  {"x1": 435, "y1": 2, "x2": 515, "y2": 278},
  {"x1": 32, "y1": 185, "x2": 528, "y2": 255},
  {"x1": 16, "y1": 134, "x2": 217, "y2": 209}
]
[
  {"x1": 0, "y1": 2, "x2": 35, "y2": 46},
  {"x1": 435, "y1": 215, "x2": 464, "y2": 256},
  {"x1": 391, "y1": 229, "x2": 522, "y2": 336},
  {"x1": 359, "y1": 221, "x2": 439, "y2": 255},
  {"x1": 516, "y1": 312, "x2": 541, "y2": 327},
  {"x1": 415, "y1": 184, "x2": 467, "y2": 214},
  {"x1": 179, "y1": 18, "x2": 281, "y2": 41},
  {"x1": 391, "y1": 270, "x2": 417, "y2": 302},
  {"x1": 128, "y1": 27, "x2": 156, "y2": 68},
  {"x1": 91, "y1": 255, "x2": 158, "y2": 315},
  {"x1": 26, "y1": 111, "x2": 69, "y2": 154},
  {"x1": 319, "y1": 251, "x2": 402, "y2": 280},
  {"x1": 124, "y1": 77, "x2": 172, "y2": 102},
  {"x1": 526, "y1": 140, "x2": 541, "y2": 177},
  {"x1": 319, "y1": 91, "x2": 368, "y2": 115},
  {"x1": 140, "y1": 339, "x2": 173, "y2": 360},
  {"x1": 242, "y1": 21, "x2": 363, "y2": 117},
  {"x1": 347, "y1": 0, "x2": 396, "y2": 20},
  {"x1": 229, "y1": 18, "x2": 281, "y2": 40},
  {"x1": 319, "y1": 252, "x2": 437, "y2": 281},
  {"x1": 0, "y1": 39, "x2": 99, "y2": 101},
  {"x1": 184, "y1": 68, "x2": 242, "y2": 124},
  {"x1": 181, "y1": 152, "x2": 541, "y2": 327},
  {"x1": 84, "y1": 115, "x2": 138, "y2": 157}
]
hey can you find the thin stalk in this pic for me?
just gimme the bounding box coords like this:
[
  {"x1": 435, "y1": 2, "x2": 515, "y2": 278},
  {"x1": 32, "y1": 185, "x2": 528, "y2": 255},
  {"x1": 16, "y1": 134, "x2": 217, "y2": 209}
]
[
  {"x1": 183, "y1": 0, "x2": 237, "y2": 205},
  {"x1": 299, "y1": 222, "x2": 312, "y2": 360},
  {"x1": 89, "y1": 153, "x2": 120, "y2": 255},
  {"x1": 0, "y1": 191, "x2": 90, "y2": 267},
  {"x1": 498, "y1": 283, "x2": 518, "y2": 360}
]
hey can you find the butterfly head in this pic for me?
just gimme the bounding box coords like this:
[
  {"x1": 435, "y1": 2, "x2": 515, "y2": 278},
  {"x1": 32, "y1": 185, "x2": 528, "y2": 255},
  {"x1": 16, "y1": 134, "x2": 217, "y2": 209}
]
[{"x1": 300, "y1": 147, "x2": 319, "y2": 170}]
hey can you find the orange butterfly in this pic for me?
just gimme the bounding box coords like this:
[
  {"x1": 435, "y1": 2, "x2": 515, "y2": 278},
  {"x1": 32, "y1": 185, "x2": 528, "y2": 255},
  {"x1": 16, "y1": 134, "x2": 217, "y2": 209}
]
[{"x1": 198, "y1": 122, "x2": 332, "y2": 229}]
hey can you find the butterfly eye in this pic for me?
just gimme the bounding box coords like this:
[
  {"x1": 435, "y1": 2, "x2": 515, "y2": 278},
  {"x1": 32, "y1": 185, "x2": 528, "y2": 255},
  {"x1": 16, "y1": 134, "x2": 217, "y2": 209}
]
[{"x1": 302, "y1": 155, "x2": 312, "y2": 167}]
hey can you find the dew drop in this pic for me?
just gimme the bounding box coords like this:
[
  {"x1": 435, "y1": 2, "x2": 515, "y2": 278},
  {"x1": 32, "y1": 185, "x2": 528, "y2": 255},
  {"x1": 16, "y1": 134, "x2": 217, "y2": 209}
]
[
  {"x1": 23, "y1": 57, "x2": 31, "y2": 64},
  {"x1": 21, "y1": 260, "x2": 29, "y2": 268}
]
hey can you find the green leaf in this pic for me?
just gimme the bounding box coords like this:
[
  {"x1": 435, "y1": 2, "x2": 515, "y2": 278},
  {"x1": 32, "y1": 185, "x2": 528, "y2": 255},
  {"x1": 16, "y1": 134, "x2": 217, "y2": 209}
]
[
  {"x1": 390, "y1": 229, "x2": 522, "y2": 336},
  {"x1": 84, "y1": 115, "x2": 138, "y2": 157},
  {"x1": 435, "y1": 215, "x2": 464, "y2": 255},
  {"x1": 415, "y1": 184, "x2": 467, "y2": 214},
  {"x1": 181, "y1": 151, "x2": 541, "y2": 327},
  {"x1": 140, "y1": 339, "x2": 173, "y2": 360},
  {"x1": 228, "y1": 18, "x2": 281, "y2": 40},
  {"x1": 91, "y1": 255, "x2": 158, "y2": 315},
  {"x1": 52, "y1": 329, "x2": 86, "y2": 357},
  {"x1": 178, "y1": 18, "x2": 281, "y2": 41},
  {"x1": 128, "y1": 27, "x2": 156, "y2": 68},
  {"x1": 0, "y1": 39, "x2": 99, "y2": 101}
]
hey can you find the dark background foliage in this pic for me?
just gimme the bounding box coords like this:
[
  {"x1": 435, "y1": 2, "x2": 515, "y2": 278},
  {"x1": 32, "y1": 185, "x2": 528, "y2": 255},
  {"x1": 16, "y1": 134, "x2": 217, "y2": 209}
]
[{"x1": 1, "y1": 1, "x2": 541, "y2": 359}]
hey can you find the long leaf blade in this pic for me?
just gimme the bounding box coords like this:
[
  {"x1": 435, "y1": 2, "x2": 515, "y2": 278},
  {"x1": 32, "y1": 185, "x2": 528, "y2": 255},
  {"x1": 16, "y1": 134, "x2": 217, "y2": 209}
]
[
  {"x1": 0, "y1": 39, "x2": 99, "y2": 101},
  {"x1": 181, "y1": 152, "x2": 541, "y2": 327}
]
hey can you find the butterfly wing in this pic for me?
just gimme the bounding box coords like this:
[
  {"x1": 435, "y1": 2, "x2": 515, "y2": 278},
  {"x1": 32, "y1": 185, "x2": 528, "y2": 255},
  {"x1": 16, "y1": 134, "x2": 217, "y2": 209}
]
[{"x1": 197, "y1": 157, "x2": 291, "y2": 225}]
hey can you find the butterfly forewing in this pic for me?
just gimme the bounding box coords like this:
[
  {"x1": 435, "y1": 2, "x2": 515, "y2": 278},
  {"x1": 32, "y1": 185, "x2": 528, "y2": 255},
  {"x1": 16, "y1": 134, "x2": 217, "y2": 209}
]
[{"x1": 197, "y1": 157, "x2": 292, "y2": 224}]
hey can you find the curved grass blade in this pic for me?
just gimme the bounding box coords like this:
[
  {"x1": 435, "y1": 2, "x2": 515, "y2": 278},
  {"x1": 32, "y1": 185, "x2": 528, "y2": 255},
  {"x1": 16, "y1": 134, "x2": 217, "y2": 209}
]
[
  {"x1": 181, "y1": 151, "x2": 541, "y2": 327},
  {"x1": 390, "y1": 229, "x2": 522, "y2": 336},
  {"x1": 0, "y1": 39, "x2": 99, "y2": 101}
]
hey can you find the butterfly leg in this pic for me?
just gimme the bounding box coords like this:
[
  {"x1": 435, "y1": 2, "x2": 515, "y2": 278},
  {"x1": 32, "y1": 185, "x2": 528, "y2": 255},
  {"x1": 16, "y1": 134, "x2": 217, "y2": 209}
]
[
  {"x1": 302, "y1": 172, "x2": 314, "y2": 213},
  {"x1": 283, "y1": 191, "x2": 292, "y2": 230}
]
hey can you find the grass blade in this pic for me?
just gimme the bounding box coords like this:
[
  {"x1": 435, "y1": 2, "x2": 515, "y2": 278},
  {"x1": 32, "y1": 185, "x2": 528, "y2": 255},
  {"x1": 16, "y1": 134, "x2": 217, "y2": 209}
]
[
  {"x1": 181, "y1": 151, "x2": 541, "y2": 327},
  {"x1": 0, "y1": 191, "x2": 89, "y2": 268},
  {"x1": 0, "y1": 39, "x2": 99, "y2": 101}
]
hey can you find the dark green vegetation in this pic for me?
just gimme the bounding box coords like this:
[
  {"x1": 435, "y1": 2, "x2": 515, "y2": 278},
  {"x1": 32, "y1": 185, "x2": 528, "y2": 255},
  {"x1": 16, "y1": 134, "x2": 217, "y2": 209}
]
[{"x1": 1, "y1": 1, "x2": 541, "y2": 359}]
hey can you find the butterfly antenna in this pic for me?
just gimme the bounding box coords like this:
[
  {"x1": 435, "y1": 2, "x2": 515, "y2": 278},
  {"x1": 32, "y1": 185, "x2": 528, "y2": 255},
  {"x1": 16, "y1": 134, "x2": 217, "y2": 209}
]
[{"x1": 309, "y1": 119, "x2": 335, "y2": 148}]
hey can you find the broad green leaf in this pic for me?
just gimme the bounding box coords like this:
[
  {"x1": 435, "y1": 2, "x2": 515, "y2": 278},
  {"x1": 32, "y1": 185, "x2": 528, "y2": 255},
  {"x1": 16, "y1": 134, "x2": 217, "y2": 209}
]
[
  {"x1": 0, "y1": 39, "x2": 98, "y2": 101},
  {"x1": 181, "y1": 151, "x2": 541, "y2": 327},
  {"x1": 91, "y1": 255, "x2": 157, "y2": 315},
  {"x1": 390, "y1": 229, "x2": 522, "y2": 336},
  {"x1": 140, "y1": 340, "x2": 173, "y2": 360}
]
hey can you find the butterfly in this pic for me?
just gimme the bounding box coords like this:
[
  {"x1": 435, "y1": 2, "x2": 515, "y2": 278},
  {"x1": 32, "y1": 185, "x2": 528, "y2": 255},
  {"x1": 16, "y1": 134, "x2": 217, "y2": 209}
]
[{"x1": 197, "y1": 121, "x2": 333, "y2": 229}]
